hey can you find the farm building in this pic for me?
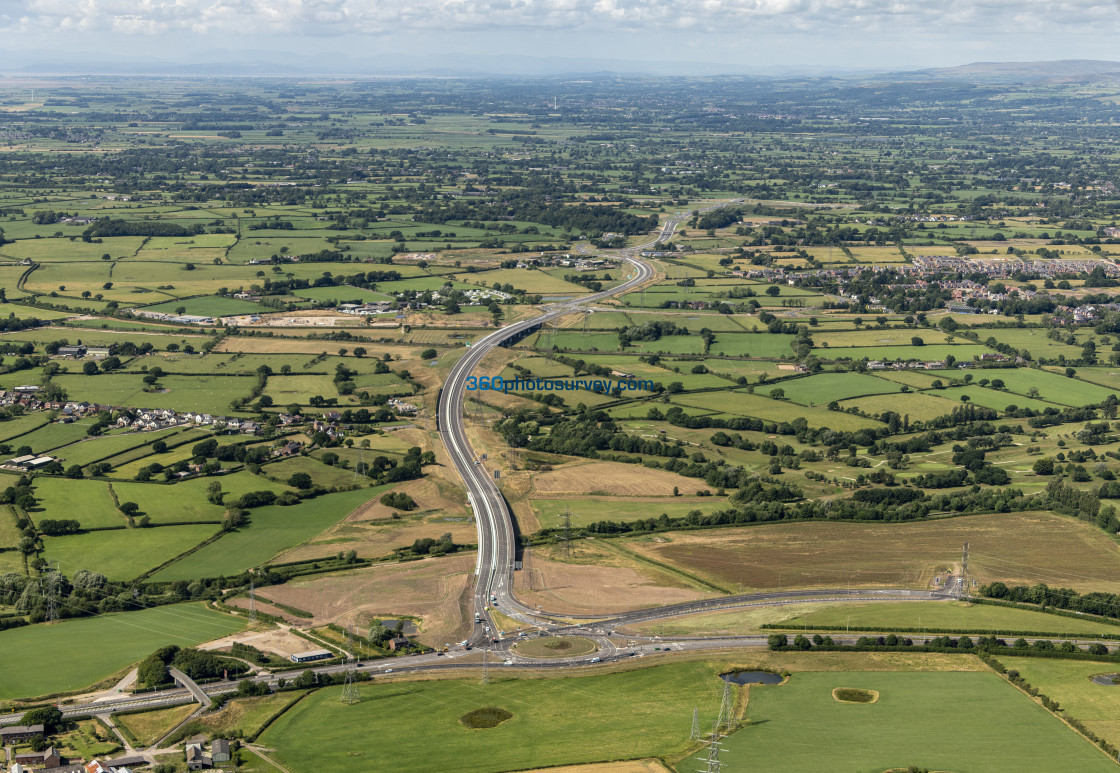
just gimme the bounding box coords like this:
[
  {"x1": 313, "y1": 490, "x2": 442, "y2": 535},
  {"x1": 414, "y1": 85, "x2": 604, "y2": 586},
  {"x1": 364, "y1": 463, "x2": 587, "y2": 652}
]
[
  {"x1": 13, "y1": 746, "x2": 62, "y2": 768},
  {"x1": 0, "y1": 724, "x2": 44, "y2": 743},
  {"x1": 3, "y1": 455, "x2": 57, "y2": 471},
  {"x1": 212, "y1": 739, "x2": 231, "y2": 763},
  {"x1": 290, "y1": 649, "x2": 333, "y2": 663}
]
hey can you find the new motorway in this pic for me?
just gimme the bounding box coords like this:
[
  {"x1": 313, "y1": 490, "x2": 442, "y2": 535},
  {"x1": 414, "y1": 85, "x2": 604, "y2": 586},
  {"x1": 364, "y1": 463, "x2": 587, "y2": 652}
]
[
  {"x1": 435, "y1": 203, "x2": 965, "y2": 642},
  {"x1": 437, "y1": 208, "x2": 692, "y2": 638}
]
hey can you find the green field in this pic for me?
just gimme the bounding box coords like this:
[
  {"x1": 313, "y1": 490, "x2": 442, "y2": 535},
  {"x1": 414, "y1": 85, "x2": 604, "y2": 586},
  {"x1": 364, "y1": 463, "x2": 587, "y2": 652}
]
[
  {"x1": 0, "y1": 603, "x2": 245, "y2": 700},
  {"x1": 41, "y1": 524, "x2": 221, "y2": 580},
  {"x1": 1000, "y1": 657, "x2": 1120, "y2": 748},
  {"x1": 814, "y1": 329, "x2": 953, "y2": 348},
  {"x1": 0, "y1": 413, "x2": 51, "y2": 444},
  {"x1": 703, "y1": 671, "x2": 1115, "y2": 772},
  {"x1": 107, "y1": 479, "x2": 227, "y2": 524},
  {"x1": 262, "y1": 661, "x2": 722, "y2": 773},
  {"x1": 777, "y1": 372, "x2": 900, "y2": 405},
  {"x1": 142, "y1": 295, "x2": 265, "y2": 317},
  {"x1": 840, "y1": 391, "x2": 961, "y2": 421},
  {"x1": 52, "y1": 373, "x2": 255, "y2": 416},
  {"x1": 33, "y1": 477, "x2": 126, "y2": 529},
  {"x1": 936, "y1": 385, "x2": 1057, "y2": 412},
  {"x1": 674, "y1": 390, "x2": 883, "y2": 431},
  {"x1": 823, "y1": 344, "x2": 991, "y2": 362},
  {"x1": 291, "y1": 285, "x2": 394, "y2": 303},
  {"x1": 150, "y1": 485, "x2": 389, "y2": 581},
  {"x1": 13, "y1": 419, "x2": 97, "y2": 454},
  {"x1": 930, "y1": 367, "x2": 1119, "y2": 407},
  {"x1": 263, "y1": 455, "x2": 364, "y2": 490},
  {"x1": 50, "y1": 427, "x2": 185, "y2": 467},
  {"x1": 530, "y1": 496, "x2": 730, "y2": 529},
  {"x1": 776, "y1": 601, "x2": 1120, "y2": 637}
]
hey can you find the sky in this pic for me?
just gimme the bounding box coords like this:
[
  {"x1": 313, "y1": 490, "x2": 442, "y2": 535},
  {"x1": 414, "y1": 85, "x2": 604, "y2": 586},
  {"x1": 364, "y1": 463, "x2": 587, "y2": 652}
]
[{"x1": 2, "y1": 0, "x2": 1120, "y2": 74}]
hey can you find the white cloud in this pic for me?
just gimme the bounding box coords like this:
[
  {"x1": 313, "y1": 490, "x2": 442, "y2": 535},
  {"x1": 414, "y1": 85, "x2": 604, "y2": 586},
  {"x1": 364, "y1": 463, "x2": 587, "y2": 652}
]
[{"x1": 10, "y1": 0, "x2": 1120, "y2": 37}]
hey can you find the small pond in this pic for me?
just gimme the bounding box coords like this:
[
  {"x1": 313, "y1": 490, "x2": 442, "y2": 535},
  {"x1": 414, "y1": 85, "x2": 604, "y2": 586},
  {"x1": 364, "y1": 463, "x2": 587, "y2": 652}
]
[
  {"x1": 721, "y1": 671, "x2": 783, "y2": 685},
  {"x1": 1091, "y1": 674, "x2": 1120, "y2": 686}
]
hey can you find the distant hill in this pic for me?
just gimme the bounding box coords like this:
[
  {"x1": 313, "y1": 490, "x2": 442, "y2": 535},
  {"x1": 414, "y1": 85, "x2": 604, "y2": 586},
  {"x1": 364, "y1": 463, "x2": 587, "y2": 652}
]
[{"x1": 894, "y1": 59, "x2": 1120, "y2": 83}]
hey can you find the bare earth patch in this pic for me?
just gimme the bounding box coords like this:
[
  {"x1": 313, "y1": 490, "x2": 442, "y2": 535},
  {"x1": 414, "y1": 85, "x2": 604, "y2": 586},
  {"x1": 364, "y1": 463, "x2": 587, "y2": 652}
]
[
  {"x1": 531, "y1": 460, "x2": 711, "y2": 496},
  {"x1": 347, "y1": 477, "x2": 460, "y2": 522},
  {"x1": 197, "y1": 628, "x2": 315, "y2": 659},
  {"x1": 514, "y1": 542, "x2": 715, "y2": 615},
  {"x1": 258, "y1": 555, "x2": 475, "y2": 646},
  {"x1": 272, "y1": 509, "x2": 477, "y2": 565}
]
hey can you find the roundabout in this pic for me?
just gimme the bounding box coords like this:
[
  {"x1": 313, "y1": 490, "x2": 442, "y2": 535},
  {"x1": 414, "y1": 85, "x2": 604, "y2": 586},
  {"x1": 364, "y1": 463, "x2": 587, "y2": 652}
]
[{"x1": 511, "y1": 636, "x2": 599, "y2": 659}]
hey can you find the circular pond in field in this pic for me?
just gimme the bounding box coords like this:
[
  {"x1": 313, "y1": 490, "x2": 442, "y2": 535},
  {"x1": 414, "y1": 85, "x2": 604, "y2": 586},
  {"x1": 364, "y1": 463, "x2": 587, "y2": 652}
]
[
  {"x1": 460, "y1": 706, "x2": 513, "y2": 728},
  {"x1": 721, "y1": 671, "x2": 784, "y2": 685},
  {"x1": 1091, "y1": 673, "x2": 1120, "y2": 686},
  {"x1": 512, "y1": 636, "x2": 598, "y2": 658}
]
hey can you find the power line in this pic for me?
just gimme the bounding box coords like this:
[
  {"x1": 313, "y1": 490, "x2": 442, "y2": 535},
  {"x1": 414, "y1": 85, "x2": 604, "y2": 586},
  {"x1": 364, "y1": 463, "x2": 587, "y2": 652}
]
[
  {"x1": 340, "y1": 625, "x2": 360, "y2": 705},
  {"x1": 690, "y1": 706, "x2": 700, "y2": 741},
  {"x1": 44, "y1": 561, "x2": 60, "y2": 623},
  {"x1": 562, "y1": 507, "x2": 572, "y2": 559},
  {"x1": 524, "y1": 544, "x2": 534, "y2": 591},
  {"x1": 700, "y1": 719, "x2": 724, "y2": 773},
  {"x1": 716, "y1": 679, "x2": 732, "y2": 735},
  {"x1": 961, "y1": 541, "x2": 969, "y2": 599}
]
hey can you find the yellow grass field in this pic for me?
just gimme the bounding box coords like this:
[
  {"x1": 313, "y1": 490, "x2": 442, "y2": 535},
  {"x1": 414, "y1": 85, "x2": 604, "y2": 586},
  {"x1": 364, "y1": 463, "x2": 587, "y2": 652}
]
[
  {"x1": 623, "y1": 511, "x2": 1120, "y2": 594},
  {"x1": 529, "y1": 461, "x2": 715, "y2": 496}
]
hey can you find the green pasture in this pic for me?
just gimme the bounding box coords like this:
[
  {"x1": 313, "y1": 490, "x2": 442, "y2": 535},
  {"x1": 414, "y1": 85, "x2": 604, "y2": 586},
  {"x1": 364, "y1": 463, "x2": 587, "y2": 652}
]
[
  {"x1": 983, "y1": 327, "x2": 1085, "y2": 359},
  {"x1": 262, "y1": 455, "x2": 361, "y2": 490},
  {"x1": 52, "y1": 374, "x2": 255, "y2": 416},
  {"x1": 703, "y1": 671, "x2": 1114, "y2": 773},
  {"x1": 0, "y1": 603, "x2": 245, "y2": 700},
  {"x1": 141, "y1": 295, "x2": 264, "y2": 317},
  {"x1": 41, "y1": 524, "x2": 221, "y2": 581},
  {"x1": 936, "y1": 386, "x2": 1056, "y2": 412},
  {"x1": 14, "y1": 419, "x2": 97, "y2": 453},
  {"x1": 813, "y1": 329, "x2": 953, "y2": 348},
  {"x1": 530, "y1": 496, "x2": 730, "y2": 529},
  {"x1": 33, "y1": 477, "x2": 126, "y2": 529},
  {"x1": 291, "y1": 285, "x2": 394, "y2": 303},
  {"x1": 0, "y1": 413, "x2": 51, "y2": 444},
  {"x1": 777, "y1": 601, "x2": 1120, "y2": 637},
  {"x1": 262, "y1": 661, "x2": 722, "y2": 773},
  {"x1": 823, "y1": 344, "x2": 991, "y2": 362},
  {"x1": 1000, "y1": 657, "x2": 1120, "y2": 749},
  {"x1": 149, "y1": 485, "x2": 389, "y2": 581},
  {"x1": 840, "y1": 392, "x2": 961, "y2": 422},
  {"x1": 51, "y1": 427, "x2": 185, "y2": 467},
  {"x1": 930, "y1": 368, "x2": 1118, "y2": 407},
  {"x1": 776, "y1": 372, "x2": 901, "y2": 405},
  {"x1": 674, "y1": 390, "x2": 883, "y2": 431}
]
